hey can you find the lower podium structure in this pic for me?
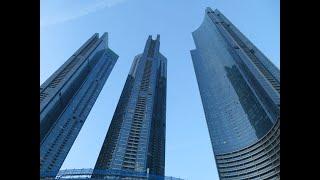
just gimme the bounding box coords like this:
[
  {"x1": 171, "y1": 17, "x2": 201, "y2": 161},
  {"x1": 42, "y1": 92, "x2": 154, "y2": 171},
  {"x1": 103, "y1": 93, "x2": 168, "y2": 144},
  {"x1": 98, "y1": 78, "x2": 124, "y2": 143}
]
[{"x1": 41, "y1": 168, "x2": 184, "y2": 180}]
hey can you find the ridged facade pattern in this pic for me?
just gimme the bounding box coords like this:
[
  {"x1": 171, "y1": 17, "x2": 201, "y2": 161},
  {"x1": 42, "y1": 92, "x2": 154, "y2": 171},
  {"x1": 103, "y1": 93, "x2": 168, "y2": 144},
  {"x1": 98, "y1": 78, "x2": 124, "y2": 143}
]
[{"x1": 216, "y1": 119, "x2": 279, "y2": 180}]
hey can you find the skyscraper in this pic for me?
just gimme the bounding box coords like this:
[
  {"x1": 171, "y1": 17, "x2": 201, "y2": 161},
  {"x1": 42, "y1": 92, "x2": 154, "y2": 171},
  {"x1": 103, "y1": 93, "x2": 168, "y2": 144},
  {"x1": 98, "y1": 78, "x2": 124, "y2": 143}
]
[
  {"x1": 190, "y1": 8, "x2": 280, "y2": 179},
  {"x1": 40, "y1": 33, "x2": 118, "y2": 177},
  {"x1": 93, "y1": 35, "x2": 167, "y2": 178}
]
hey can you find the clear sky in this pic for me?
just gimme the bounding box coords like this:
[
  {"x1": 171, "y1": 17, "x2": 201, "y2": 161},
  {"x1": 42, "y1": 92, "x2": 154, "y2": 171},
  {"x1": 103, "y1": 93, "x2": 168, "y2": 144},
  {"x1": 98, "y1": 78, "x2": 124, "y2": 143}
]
[{"x1": 40, "y1": 0, "x2": 279, "y2": 179}]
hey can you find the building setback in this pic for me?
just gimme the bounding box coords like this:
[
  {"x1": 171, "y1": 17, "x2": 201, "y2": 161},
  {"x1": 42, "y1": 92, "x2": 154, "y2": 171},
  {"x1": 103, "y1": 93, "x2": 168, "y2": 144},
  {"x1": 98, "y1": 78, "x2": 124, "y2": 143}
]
[
  {"x1": 40, "y1": 33, "x2": 118, "y2": 177},
  {"x1": 190, "y1": 8, "x2": 280, "y2": 179},
  {"x1": 93, "y1": 35, "x2": 166, "y2": 178}
]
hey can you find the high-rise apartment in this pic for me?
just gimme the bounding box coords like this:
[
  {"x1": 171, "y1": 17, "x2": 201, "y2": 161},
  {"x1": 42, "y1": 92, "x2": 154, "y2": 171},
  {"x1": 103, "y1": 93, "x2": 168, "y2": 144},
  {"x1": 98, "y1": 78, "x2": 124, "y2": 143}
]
[
  {"x1": 191, "y1": 8, "x2": 280, "y2": 179},
  {"x1": 93, "y1": 35, "x2": 167, "y2": 178},
  {"x1": 40, "y1": 33, "x2": 118, "y2": 177}
]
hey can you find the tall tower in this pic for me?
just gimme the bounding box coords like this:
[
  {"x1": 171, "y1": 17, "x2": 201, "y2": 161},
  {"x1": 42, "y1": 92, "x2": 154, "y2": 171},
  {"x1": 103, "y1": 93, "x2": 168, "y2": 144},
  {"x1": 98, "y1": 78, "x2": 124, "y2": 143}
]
[
  {"x1": 40, "y1": 33, "x2": 118, "y2": 177},
  {"x1": 190, "y1": 8, "x2": 280, "y2": 179},
  {"x1": 93, "y1": 35, "x2": 166, "y2": 178}
]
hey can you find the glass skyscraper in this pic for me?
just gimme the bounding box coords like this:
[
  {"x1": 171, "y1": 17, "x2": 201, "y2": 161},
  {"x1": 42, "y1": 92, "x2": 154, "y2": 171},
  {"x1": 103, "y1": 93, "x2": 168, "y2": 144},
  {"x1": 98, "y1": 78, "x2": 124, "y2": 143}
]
[
  {"x1": 40, "y1": 33, "x2": 118, "y2": 177},
  {"x1": 190, "y1": 8, "x2": 280, "y2": 179},
  {"x1": 93, "y1": 35, "x2": 167, "y2": 179}
]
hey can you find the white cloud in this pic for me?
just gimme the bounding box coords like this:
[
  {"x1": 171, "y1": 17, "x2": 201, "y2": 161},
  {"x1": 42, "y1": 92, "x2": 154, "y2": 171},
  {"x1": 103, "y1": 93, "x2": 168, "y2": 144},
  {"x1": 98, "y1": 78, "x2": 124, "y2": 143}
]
[{"x1": 41, "y1": 0, "x2": 126, "y2": 28}]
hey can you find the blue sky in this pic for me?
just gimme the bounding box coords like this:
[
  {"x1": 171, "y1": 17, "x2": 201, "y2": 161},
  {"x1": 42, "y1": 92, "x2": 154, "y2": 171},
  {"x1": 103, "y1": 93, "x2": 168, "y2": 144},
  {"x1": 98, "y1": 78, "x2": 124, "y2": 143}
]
[{"x1": 40, "y1": 0, "x2": 279, "y2": 179}]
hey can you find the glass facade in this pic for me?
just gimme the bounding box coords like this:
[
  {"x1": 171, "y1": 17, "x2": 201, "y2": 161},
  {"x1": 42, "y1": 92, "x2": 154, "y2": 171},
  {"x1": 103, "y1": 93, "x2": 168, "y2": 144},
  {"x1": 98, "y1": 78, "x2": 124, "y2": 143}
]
[
  {"x1": 190, "y1": 8, "x2": 280, "y2": 179},
  {"x1": 40, "y1": 33, "x2": 118, "y2": 177},
  {"x1": 93, "y1": 35, "x2": 167, "y2": 179}
]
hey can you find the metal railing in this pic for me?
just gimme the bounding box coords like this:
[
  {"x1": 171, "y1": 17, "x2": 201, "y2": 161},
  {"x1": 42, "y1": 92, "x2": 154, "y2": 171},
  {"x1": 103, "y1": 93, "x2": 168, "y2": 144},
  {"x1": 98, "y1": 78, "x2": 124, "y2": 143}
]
[{"x1": 40, "y1": 168, "x2": 184, "y2": 180}]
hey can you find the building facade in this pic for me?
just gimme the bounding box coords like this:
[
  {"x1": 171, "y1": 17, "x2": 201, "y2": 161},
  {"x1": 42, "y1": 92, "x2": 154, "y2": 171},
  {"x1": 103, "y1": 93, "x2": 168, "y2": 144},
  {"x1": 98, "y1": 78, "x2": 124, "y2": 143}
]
[
  {"x1": 40, "y1": 33, "x2": 118, "y2": 177},
  {"x1": 190, "y1": 8, "x2": 280, "y2": 179},
  {"x1": 93, "y1": 35, "x2": 167, "y2": 178}
]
